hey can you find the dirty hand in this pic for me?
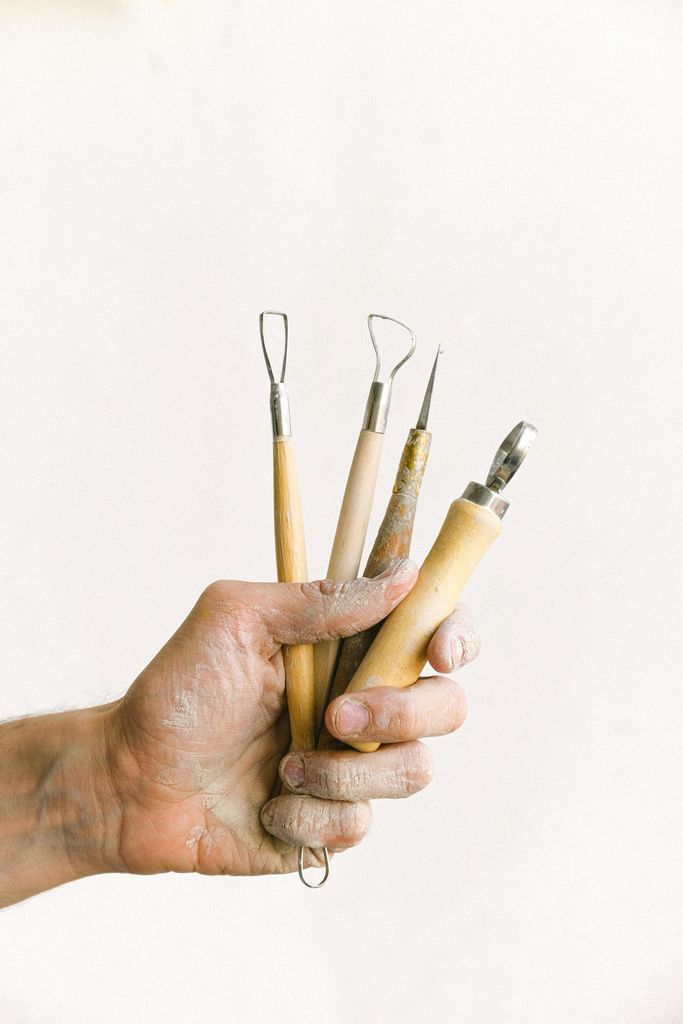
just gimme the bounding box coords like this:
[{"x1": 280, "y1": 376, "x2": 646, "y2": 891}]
[
  {"x1": 0, "y1": 559, "x2": 479, "y2": 905},
  {"x1": 106, "y1": 558, "x2": 479, "y2": 876}
]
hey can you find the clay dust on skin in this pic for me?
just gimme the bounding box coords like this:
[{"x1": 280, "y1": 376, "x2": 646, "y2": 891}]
[
  {"x1": 251, "y1": 566, "x2": 414, "y2": 643},
  {"x1": 160, "y1": 690, "x2": 199, "y2": 734},
  {"x1": 185, "y1": 824, "x2": 217, "y2": 854}
]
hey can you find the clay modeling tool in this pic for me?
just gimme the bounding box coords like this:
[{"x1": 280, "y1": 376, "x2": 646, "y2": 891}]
[
  {"x1": 313, "y1": 314, "x2": 416, "y2": 732},
  {"x1": 259, "y1": 311, "x2": 329, "y2": 888},
  {"x1": 341, "y1": 421, "x2": 538, "y2": 752},
  {"x1": 319, "y1": 346, "x2": 443, "y2": 749}
]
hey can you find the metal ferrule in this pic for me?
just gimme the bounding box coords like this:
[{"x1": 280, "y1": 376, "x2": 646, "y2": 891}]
[
  {"x1": 362, "y1": 380, "x2": 392, "y2": 433},
  {"x1": 270, "y1": 382, "x2": 291, "y2": 438},
  {"x1": 461, "y1": 481, "x2": 509, "y2": 520}
]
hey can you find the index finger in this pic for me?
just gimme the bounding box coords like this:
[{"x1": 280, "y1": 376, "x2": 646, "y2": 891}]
[{"x1": 325, "y1": 675, "x2": 467, "y2": 746}]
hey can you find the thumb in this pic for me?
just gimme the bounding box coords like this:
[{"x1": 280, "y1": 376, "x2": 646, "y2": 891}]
[{"x1": 204, "y1": 559, "x2": 418, "y2": 650}]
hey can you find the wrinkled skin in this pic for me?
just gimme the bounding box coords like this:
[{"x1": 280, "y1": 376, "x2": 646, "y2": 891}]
[{"x1": 104, "y1": 559, "x2": 480, "y2": 877}]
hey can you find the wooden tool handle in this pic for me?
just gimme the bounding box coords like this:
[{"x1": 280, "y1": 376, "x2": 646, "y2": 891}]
[
  {"x1": 319, "y1": 428, "x2": 431, "y2": 748},
  {"x1": 343, "y1": 496, "x2": 502, "y2": 752},
  {"x1": 313, "y1": 427, "x2": 384, "y2": 728},
  {"x1": 273, "y1": 437, "x2": 315, "y2": 751},
  {"x1": 326, "y1": 428, "x2": 384, "y2": 580}
]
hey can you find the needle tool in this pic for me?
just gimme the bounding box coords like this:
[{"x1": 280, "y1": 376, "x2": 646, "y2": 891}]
[
  {"x1": 259, "y1": 311, "x2": 330, "y2": 888},
  {"x1": 313, "y1": 314, "x2": 416, "y2": 733},
  {"x1": 341, "y1": 421, "x2": 538, "y2": 752},
  {"x1": 318, "y1": 346, "x2": 443, "y2": 749}
]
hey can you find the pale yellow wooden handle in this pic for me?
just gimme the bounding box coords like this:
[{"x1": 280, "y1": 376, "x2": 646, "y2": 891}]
[
  {"x1": 343, "y1": 497, "x2": 502, "y2": 752},
  {"x1": 273, "y1": 438, "x2": 315, "y2": 752},
  {"x1": 313, "y1": 428, "x2": 384, "y2": 729}
]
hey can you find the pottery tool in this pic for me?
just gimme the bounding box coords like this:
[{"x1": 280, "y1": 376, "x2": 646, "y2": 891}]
[
  {"x1": 341, "y1": 421, "x2": 538, "y2": 752},
  {"x1": 259, "y1": 311, "x2": 329, "y2": 888},
  {"x1": 318, "y1": 346, "x2": 443, "y2": 749},
  {"x1": 313, "y1": 314, "x2": 416, "y2": 732}
]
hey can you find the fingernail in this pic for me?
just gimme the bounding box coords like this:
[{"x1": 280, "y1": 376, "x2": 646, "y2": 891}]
[
  {"x1": 333, "y1": 699, "x2": 371, "y2": 737},
  {"x1": 450, "y1": 636, "x2": 464, "y2": 669},
  {"x1": 282, "y1": 755, "x2": 305, "y2": 789}
]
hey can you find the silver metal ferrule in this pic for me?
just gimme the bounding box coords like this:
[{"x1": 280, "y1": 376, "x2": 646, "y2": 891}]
[
  {"x1": 270, "y1": 382, "x2": 291, "y2": 438},
  {"x1": 461, "y1": 481, "x2": 509, "y2": 520},
  {"x1": 362, "y1": 380, "x2": 392, "y2": 433}
]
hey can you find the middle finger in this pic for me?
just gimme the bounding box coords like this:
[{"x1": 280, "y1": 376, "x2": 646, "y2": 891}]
[{"x1": 279, "y1": 740, "x2": 434, "y2": 801}]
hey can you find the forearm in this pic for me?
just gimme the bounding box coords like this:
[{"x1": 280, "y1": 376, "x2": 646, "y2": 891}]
[{"x1": 0, "y1": 705, "x2": 121, "y2": 908}]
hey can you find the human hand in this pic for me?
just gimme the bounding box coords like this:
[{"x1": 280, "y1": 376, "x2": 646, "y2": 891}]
[{"x1": 100, "y1": 558, "x2": 479, "y2": 878}]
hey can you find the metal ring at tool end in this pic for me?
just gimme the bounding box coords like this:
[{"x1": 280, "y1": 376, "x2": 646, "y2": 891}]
[
  {"x1": 461, "y1": 481, "x2": 510, "y2": 520},
  {"x1": 366, "y1": 314, "x2": 416, "y2": 383},
  {"x1": 486, "y1": 421, "x2": 538, "y2": 493},
  {"x1": 297, "y1": 845, "x2": 330, "y2": 889}
]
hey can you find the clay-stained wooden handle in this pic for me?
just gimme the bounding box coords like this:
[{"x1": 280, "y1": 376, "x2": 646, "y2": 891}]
[
  {"x1": 313, "y1": 428, "x2": 384, "y2": 730},
  {"x1": 273, "y1": 437, "x2": 315, "y2": 752},
  {"x1": 318, "y1": 428, "x2": 431, "y2": 749},
  {"x1": 343, "y1": 497, "x2": 502, "y2": 752}
]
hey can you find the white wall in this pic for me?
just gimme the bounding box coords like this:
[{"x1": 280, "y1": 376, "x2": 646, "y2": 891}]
[{"x1": 1, "y1": 2, "x2": 681, "y2": 1022}]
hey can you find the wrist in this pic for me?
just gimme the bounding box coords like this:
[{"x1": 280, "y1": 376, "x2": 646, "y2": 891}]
[
  {"x1": 56, "y1": 702, "x2": 126, "y2": 877},
  {"x1": 0, "y1": 703, "x2": 124, "y2": 908}
]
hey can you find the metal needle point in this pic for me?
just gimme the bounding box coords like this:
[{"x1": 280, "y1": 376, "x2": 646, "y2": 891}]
[{"x1": 416, "y1": 346, "x2": 444, "y2": 430}]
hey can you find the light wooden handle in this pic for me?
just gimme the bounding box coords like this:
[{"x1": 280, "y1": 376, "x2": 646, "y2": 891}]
[
  {"x1": 313, "y1": 428, "x2": 384, "y2": 729},
  {"x1": 273, "y1": 438, "x2": 315, "y2": 752},
  {"x1": 318, "y1": 428, "x2": 431, "y2": 749},
  {"x1": 327, "y1": 428, "x2": 384, "y2": 580},
  {"x1": 344, "y1": 497, "x2": 502, "y2": 752}
]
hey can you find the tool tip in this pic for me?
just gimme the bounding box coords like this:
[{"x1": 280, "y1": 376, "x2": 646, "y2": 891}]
[
  {"x1": 415, "y1": 345, "x2": 443, "y2": 430},
  {"x1": 486, "y1": 421, "x2": 538, "y2": 492},
  {"x1": 259, "y1": 310, "x2": 289, "y2": 385}
]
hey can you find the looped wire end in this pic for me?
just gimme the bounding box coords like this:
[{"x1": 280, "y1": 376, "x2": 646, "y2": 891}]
[
  {"x1": 362, "y1": 314, "x2": 417, "y2": 434},
  {"x1": 259, "y1": 310, "x2": 289, "y2": 384},
  {"x1": 367, "y1": 314, "x2": 416, "y2": 383},
  {"x1": 297, "y1": 845, "x2": 331, "y2": 889}
]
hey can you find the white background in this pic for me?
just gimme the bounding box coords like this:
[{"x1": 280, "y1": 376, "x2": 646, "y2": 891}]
[{"x1": 1, "y1": 1, "x2": 682, "y2": 1022}]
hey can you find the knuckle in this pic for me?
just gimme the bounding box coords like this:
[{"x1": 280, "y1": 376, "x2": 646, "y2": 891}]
[
  {"x1": 329, "y1": 759, "x2": 350, "y2": 799},
  {"x1": 303, "y1": 755, "x2": 335, "y2": 799},
  {"x1": 196, "y1": 581, "x2": 255, "y2": 633},
  {"x1": 340, "y1": 801, "x2": 372, "y2": 846},
  {"x1": 319, "y1": 578, "x2": 376, "y2": 636},
  {"x1": 298, "y1": 581, "x2": 340, "y2": 635},
  {"x1": 389, "y1": 694, "x2": 421, "y2": 739},
  {"x1": 199, "y1": 579, "x2": 232, "y2": 607},
  {"x1": 292, "y1": 796, "x2": 312, "y2": 834},
  {"x1": 399, "y1": 743, "x2": 434, "y2": 793},
  {"x1": 316, "y1": 578, "x2": 341, "y2": 599}
]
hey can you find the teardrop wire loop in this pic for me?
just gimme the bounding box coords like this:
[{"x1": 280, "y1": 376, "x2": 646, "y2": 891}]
[
  {"x1": 259, "y1": 310, "x2": 291, "y2": 438},
  {"x1": 297, "y1": 845, "x2": 331, "y2": 889},
  {"x1": 367, "y1": 313, "x2": 416, "y2": 383},
  {"x1": 362, "y1": 314, "x2": 417, "y2": 433},
  {"x1": 259, "y1": 310, "x2": 289, "y2": 385}
]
